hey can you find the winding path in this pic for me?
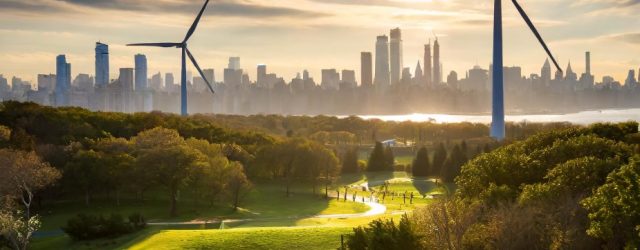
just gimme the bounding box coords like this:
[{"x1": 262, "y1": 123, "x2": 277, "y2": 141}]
[{"x1": 148, "y1": 192, "x2": 388, "y2": 227}]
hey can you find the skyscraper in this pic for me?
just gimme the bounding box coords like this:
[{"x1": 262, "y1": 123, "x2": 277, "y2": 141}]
[
  {"x1": 414, "y1": 61, "x2": 423, "y2": 85},
  {"x1": 585, "y1": 51, "x2": 591, "y2": 75},
  {"x1": 374, "y1": 35, "x2": 390, "y2": 89},
  {"x1": 361, "y1": 52, "x2": 373, "y2": 87},
  {"x1": 433, "y1": 38, "x2": 441, "y2": 84},
  {"x1": 229, "y1": 57, "x2": 241, "y2": 70},
  {"x1": 257, "y1": 64, "x2": 267, "y2": 86},
  {"x1": 134, "y1": 54, "x2": 148, "y2": 92},
  {"x1": 541, "y1": 59, "x2": 551, "y2": 86},
  {"x1": 341, "y1": 69, "x2": 356, "y2": 88},
  {"x1": 204, "y1": 69, "x2": 215, "y2": 84},
  {"x1": 55, "y1": 55, "x2": 71, "y2": 106},
  {"x1": 321, "y1": 69, "x2": 340, "y2": 90},
  {"x1": 95, "y1": 42, "x2": 109, "y2": 87},
  {"x1": 165, "y1": 73, "x2": 175, "y2": 91},
  {"x1": 119, "y1": 68, "x2": 134, "y2": 113},
  {"x1": 389, "y1": 28, "x2": 403, "y2": 85},
  {"x1": 424, "y1": 40, "x2": 432, "y2": 86}
]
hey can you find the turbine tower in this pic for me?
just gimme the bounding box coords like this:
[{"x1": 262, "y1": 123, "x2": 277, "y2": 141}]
[
  {"x1": 491, "y1": 0, "x2": 562, "y2": 140},
  {"x1": 128, "y1": 0, "x2": 214, "y2": 116}
]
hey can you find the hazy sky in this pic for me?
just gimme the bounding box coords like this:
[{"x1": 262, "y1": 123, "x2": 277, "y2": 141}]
[{"x1": 0, "y1": 0, "x2": 638, "y2": 84}]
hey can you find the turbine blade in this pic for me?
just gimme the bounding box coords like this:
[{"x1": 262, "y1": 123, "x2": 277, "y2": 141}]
[
  {"x1": 183, "y1": 0, "x2": 211, "y2": 43},
  {"x1": 512, "y1": 0, "x2": 562, "y2": 72},
  {"x1": 186, "y1": 48, "x2": 215, "y2": 95},
  {"x1": 127, "y1": 43, "x2": 181, "y2": 48}
]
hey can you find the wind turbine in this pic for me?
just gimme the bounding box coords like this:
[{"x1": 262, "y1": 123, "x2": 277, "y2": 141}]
[
  {"x1": 128, "y1": 0, "x2": 214, "y2": 116},
  {"x1": 492, "y1": 0, "x2": 562, "y2": 140}
]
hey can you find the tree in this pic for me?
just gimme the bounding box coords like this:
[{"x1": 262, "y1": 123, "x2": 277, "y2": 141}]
[
  {"x1": 342, "y1": 147, "x2": 360, "y2": 174},
  {"x1": 186, "y1": 138, "x2": 228, "y2": 207},
  {"x1": 0, "y1": 149, "x2": 61, "y2": 218},
  {"x1": 582, "y1": 157, "x2": 640, "y2": 248},
  {"x1": 225, "y1": 162, "x2": 252, "y2": 211},
  {"x1": 133, "y1": 127, "x2": 206, "y2": 217},
  {"x1": 93, "y1": 137, "x2": 135, "y2": 206},
  {"x1": 441, "y1": 145, "x2": 467, "y2": 182},
  {"x1": 367, "y1": 142, "x2": 387, "y2": 172},
  {"x1": 0, "y1": 211, "x2": 40, "y2": 250},
  {"x1": 412, "y1": 147, "x2": 430, "y2": 177},
  {"x1": 65, "y1": 150, "x2": 106, "y2": 207},
  {"x1": 432, "y1": 143, "x2": 447, "y2": 176},
  {"x1": 384, "y1": 146, "x2": 395, "y2": 170},
  {"x1": 0, "y1": 125, "x2": 10, "y2": 147}
]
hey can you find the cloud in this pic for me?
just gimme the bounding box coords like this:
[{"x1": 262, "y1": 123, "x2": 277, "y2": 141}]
[
  {"x1": 0, "y1": 0, "x2": 327, "y2": 18},
  {"x1": 606, "y1": 32, "x2": 640, "y2": 45}
]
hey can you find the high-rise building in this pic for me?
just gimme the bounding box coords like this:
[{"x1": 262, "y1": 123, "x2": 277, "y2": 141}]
[
  {"x1": 224, "y1": 68, "x2": 243, "y2": 86},
  {"x1": 134, "y1": 54, "x2": 148, "y2": 92},
  {"x1": 541, "y1": 59, "x2": 551, "y2": 86},
  {"x1": 0, "y1": 75, "x2": 8, "y2": 92},
  {"x1": 585, "y1": 51, "x2": 591, "y2": 75},
  {"x1": 203, "y1": 69, "x2": 215, "y2": 84},
  {"x1": 374, "y1": 35, "x2": 390, "y2": 89},
  {"x1": 424, "y1": 40, "x2": 432, "y2": 86},
  {"x1": 433, "y1": 38, "x2": 441, "y2": 84},
  {"x1": 119, "y1": 68, "x2": 134, "y2": 113},
  {"x1": 565, "y1": 62, "x2": 577, "y2": 82},
  {"x1": 165, "y1": 73, "x2": 174, "y2": 88},
  {"x1": 95, "y1": 42, "x2": 109, "y2": 87},
  {"x1": 55, "y1": 55, "x2": 71, "y2": 106},
  {"x1": 360, "y1": 52, "x2": 372, "y2": 87},
  {"x1": 228, "y1": 57, "x2": 241, "y2": 70},
  {"x1": 389, "y1": 28, "x2": 403, "y2": 85},
  {"x1": 303, "y1": 70, "x2": 310, "y2": 81},
  {"x1": 341, "y1": 69, "x2": 356, "y2": 88},
  {"x1": 401, "y1": 67, "x2": 411, "y2": 84},
  {"x1": 257, "y1": 64, "x2": 267, "y2": 86},
  {"x1": 624, "y1": 69, "x2": 637, "y2": 87},
  {"x1": 321, "y1": 69, "x2": 340, "y2": 90},
  {"x1": 414, "y1": 61, "x2": 423, "y2": 84},
  {"x1": 579, "y1": 52, "x2": 595, "y2": 88},
  {"x1": 447, "y1": 71, "x2": 458, "y2": 88},
  {"x1": 37, "y1": 74, "x2": 56, "y2": 93}
]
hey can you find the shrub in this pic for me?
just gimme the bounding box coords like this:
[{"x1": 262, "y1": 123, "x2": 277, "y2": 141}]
[
  {"x1": 62, "y1": 213, "x2": 146, "y2": 241},
  {"x1": 346, "y1": 214, "x2": 421, "y2": 250}
]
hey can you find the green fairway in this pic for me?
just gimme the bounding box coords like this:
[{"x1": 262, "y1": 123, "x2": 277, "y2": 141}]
[
  {"x1": 128, "y1": 227, "x2": 352, "y2": 250},
  {"x1": 37, "y1": 184, "x2": 368, "y2": 231}
]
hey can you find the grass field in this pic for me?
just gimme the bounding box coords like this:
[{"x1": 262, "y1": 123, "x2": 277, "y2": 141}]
[
  {"x1": 37, "y1": 184, "x2": 368, "y2": 231},
  {"x1": 31, "y1": 172, "x2": 448, "y2": 250},
  {"x1": 128, "y1": 227, "x2": 352, "y2": 250}
]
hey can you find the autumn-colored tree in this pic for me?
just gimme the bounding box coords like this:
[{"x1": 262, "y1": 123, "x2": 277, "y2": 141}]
[{"x1": 0, "y1": 149, "x2": 61, "y2": 218}]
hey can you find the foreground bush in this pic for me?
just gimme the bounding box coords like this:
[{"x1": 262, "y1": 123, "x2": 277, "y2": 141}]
[
  {"x1": 62, "y1": 213, "x2": 146, "y2": 241},
  {"x1": 346, "y1": 215, "x2": 421, "y2": 250}
]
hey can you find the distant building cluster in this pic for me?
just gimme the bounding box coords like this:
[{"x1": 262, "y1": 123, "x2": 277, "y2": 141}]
[{"x1": 1, "y1": 29, "x2": 640, "y2": 115}]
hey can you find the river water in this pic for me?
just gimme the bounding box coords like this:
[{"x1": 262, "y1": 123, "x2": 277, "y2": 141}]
[{"x1": 358, "y1": 109, "x2": 640, "y2": 124}]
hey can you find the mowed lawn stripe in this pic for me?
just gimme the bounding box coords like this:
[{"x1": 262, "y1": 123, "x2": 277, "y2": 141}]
[{"x1": 128, "y1": 227, "x2": 352, "y2": 250}]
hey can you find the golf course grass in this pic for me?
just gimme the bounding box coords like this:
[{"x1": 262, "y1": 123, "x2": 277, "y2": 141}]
[
  {"x1": 128, "y1": 227, "x2": 352, "y2": 250},
  {"x1": 31, "y1": 172, "x2": 447, "y2": 250}
]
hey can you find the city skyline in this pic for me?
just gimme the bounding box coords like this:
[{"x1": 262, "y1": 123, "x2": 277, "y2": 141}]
[{"x1": 0, "y1": 0, "x2": 638, "y2": 84}]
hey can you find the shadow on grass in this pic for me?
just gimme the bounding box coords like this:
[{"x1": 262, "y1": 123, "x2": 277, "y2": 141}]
[{"x1": 364, "y1": 171, "x2": 394, "y2": 188}]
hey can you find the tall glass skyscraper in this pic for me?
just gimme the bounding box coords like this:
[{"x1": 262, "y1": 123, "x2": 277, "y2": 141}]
[
  {"x1": 424, "y1": 40, "x2": 432, "y2": 86},
  {"x1": 433, "y1": 38, "x2": 441, "y2": 84},
  {"x1": 374, "y1": 35, "x2": 390, "y2": 89},
  {"x1": 134, "y1": 54, "x2": 148, "y2": 92},
  {"x1": 389, "y1": 28, "x2": 403, "y2": 85},
  {"x1": 55, "y1": 55, "x2": 71, "y2": 106},
  {"x1": 95, "y1": 42, "x2": 109, "y2": 87}
]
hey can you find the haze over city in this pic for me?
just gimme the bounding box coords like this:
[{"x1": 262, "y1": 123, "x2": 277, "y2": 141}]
[{"x1": 1, "y1": 0, "x2": 639, "y2": 83}]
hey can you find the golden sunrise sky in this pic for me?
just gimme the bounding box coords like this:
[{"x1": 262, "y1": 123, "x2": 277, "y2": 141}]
[{"x1": 0, "y1": 0, "x2": 638, "y2": 83}]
